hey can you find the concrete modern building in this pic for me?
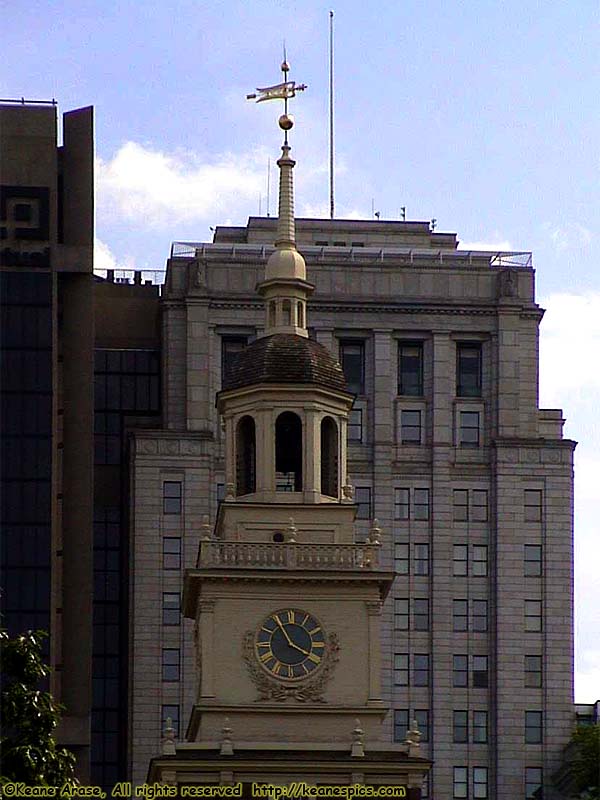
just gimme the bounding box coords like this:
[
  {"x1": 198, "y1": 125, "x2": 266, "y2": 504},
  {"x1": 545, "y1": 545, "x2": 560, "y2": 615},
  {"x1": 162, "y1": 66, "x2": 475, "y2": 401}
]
[{"x1": 0, "y1": 100, "x2": 95, "y2": 778}]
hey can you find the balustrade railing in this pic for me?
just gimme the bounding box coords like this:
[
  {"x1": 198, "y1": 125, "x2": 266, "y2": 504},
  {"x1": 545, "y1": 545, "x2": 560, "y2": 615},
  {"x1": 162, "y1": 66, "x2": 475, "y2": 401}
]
[{"x1": 197, "y1": 540, "x2": 380, "y2": 570}]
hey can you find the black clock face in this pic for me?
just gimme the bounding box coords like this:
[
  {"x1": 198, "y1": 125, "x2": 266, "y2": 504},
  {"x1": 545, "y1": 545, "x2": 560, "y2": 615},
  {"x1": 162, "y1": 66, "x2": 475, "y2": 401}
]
[{"x1": 255, "y1": 609, "x2": 326, "y2": 680}]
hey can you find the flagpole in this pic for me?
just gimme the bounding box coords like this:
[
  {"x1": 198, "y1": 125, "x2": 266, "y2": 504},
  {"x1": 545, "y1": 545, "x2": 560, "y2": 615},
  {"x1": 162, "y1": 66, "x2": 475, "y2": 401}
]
[{"x1": 329, "y1": 10, "x2": 335, "y2": 220}]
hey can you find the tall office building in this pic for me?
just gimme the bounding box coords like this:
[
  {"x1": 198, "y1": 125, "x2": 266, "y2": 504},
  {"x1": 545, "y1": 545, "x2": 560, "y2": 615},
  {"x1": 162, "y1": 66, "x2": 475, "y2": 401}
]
[
  {"x1": 130, "y1": 209, "x2": 574, "y2": 798},
  {"x1": 0, "y1": 101, "x2": 94, "y2": 778}
]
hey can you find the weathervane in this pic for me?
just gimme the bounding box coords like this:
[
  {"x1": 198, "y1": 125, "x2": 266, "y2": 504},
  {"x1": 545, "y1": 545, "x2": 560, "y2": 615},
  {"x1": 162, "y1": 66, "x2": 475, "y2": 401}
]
[{"x1": 246, "y1": 49, "x2": 307, "y2": 145}]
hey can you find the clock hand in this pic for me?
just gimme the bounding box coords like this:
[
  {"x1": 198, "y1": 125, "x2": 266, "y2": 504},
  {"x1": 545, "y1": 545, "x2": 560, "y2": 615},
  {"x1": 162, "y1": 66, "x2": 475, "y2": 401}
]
[{"x1": 274, "y1": 615, "x2": 311, "y2": 656}]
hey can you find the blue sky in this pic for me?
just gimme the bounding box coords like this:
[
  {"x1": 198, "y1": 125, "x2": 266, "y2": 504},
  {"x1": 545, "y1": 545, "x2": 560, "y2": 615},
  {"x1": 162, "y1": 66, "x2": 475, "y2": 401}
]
[{"x1": 5, "y1": 0, "x2": 598, "y2": 702}]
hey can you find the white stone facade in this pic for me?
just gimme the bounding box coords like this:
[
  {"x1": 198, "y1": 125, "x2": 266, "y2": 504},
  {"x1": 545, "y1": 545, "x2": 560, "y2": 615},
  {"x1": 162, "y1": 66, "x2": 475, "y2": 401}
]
[{"x1": 129, "y1": 218, "x2": 574, "y2": 799}]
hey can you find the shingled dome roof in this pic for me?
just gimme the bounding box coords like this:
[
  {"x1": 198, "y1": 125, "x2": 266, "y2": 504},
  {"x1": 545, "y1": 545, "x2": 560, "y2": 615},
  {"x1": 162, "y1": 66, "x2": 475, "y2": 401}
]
[{"x1": 222, "y1": 334, "x2": 349, "y2": 394}]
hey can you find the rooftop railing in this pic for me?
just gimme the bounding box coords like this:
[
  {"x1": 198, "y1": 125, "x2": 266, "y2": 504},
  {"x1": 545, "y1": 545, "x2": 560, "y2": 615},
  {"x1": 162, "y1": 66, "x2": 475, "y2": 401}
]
[
  {"x1": 94, "y1": 268, "x2": 166, "y2": 286},
  {"x1": 196, "y1": 540, "x2": 381, "y2": 570}
]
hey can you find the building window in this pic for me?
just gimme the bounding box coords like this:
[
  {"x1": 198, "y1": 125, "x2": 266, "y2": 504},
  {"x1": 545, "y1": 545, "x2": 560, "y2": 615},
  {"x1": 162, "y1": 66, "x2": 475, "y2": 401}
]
[
  {"x1": 216, "y1": 483, "x2": 225, "y2": 503},
  {"x1": 414, "y1": 544, "x2": 429, "y2": 576},
  {"x1": 162, "y1": 649, "x2": 180, "y2": 682},
  {"x1": 472, "y1": 545, "x2": 488, "y2": 577},
  {"x1": 275, "y1": 411, "x2": 303, "y2": 492},
  {"x1": 453, "y1": 545, "x2": 468, "y2": 576},
  {"x1": 401, "y1": 410, "x2": 422, "y2": 444},
  {"x1": 414, "y1": 599, "x2": 430, "y2": 632},
  {"x1": 473, "y1": 711, "x2": 488, "y2": 743},
  {"x1": 524, "y1": 545, "x2": 542, "y2": 577},
  {"x1": 348, "y1": 408, "x2": 363, "y2": 442},
  {"x1": 394, "y1": 488, "x2": 410, "y2": 520},
  {"x1": 340, "y1": 341, "x2": 365, "y2": 394},
  {"x1": 453, "y1": 655, "x2": 468, "y2": 687},
  {"x1": 355, "y1": 487, "x2": 372, "y2": 520},
  {"x1": 453, "y1": 767, "x2": 468, "y2": 799},
  {"x1": 525, "y1": 767, "x2": 542, "y2": 799},
  {"x1": 415, "y1": 709, "x2": 429, "y2": 743},
  {"x1": 414, "y1": 654, "x2": 429, "y2": 687},
  {"x1": 457, "y1": 343, "x2": 482, "y2": 397},
  {"x1": 393, "y1": 709, "x2": 408, "y2": 742},
  {"x1": 525, "y1": 600, "x2": 542, "y2": 632},
  {"x1": 525, "y1": 711, "x2": 543, "y2": 744},
  {"x1": 471, "y1": 490, "x2": 488, "y2": 521},
  {"x1": 398, "y1": 342, "x2": 423, "y2": 396},
  {"x1": 394, "y1": 543, "x2": 409, "y2": 574},
  {"x1": 321, "y1": 417, "x2": 339, "y2": 497},
  {"x1": 394, "y1": 654, "x2": 409, "y2": 686},
  {"x1": 161, "y1": 705, "x2": 180, "y2": 738},
  {"x1": 421, "y1": 775, "x2": 430, "y2": 800},
  {"x1": 221, "y1": 336, "x2": 247, "y2": 386},
  {"x1": 473, "y1": 600, "x2": 488, "y2": 633},
  {"x1": 162, "y1": 592, "x2": 180, "y2": 626},
  {"x1": 163, "y1": 537, "x2": 181, "y2": 570},
  {"x1": 473, "y1": 656, "x2": 488, "y2": 688},
  {"x1": 163, "y1": 481, "x2": 182, "y2": 515},
  {"x1": 394, "y1": 598, "x2": 409, "y2": 630},
  {"x1": 473, "y1": 767, "x2": 488, "y2": 799},
  {"x1": 453, "y1": 711, "x2": 468, "y2": 743},
  {"x1": 524, "y1": 489, "x2": 543, "y2": 522},
  {"x1": 414, "y1": 489, "x2": 430, "y2": 520},
  {"x1": 453, "y1": 600, "x2": 468, "y2": 632},
  {"x1": 453, "y1": 490, "x2": 469, "y2": 521},
  {"x1": 525, "y1": 655, "x2": 542, "y2": 688},
  {"x1": 459, "y1": 411, "x2": 480, "y2": 447}
]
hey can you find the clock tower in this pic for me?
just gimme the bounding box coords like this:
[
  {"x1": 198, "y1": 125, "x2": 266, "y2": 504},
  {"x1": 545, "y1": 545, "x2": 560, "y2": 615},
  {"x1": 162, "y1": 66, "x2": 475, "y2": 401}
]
[{"x1": 148, "y1": 60, "x2": 430, "y2": 798}]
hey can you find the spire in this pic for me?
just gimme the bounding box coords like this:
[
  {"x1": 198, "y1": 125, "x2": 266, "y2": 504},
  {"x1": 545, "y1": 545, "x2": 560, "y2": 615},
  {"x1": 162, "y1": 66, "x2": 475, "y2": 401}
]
[{"x1": 248, "y1": 55, "x2": 313, "y2": 338}]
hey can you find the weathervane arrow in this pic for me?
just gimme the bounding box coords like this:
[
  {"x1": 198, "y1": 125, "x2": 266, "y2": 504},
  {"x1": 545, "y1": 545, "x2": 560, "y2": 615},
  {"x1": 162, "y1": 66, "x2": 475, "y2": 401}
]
[{"x1": 246, "y1": 81, "x2": 307, "y2": 102}]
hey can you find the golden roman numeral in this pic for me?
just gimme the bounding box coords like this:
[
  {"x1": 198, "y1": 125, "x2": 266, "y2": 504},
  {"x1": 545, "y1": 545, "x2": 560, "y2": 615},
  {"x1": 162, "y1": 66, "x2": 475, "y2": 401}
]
[
  {"x1": 308, "y1": 626, "x2": 321, "y2": 635},
  {"x1": 260, "y1": 651, "x2": 273, "y2": 662},
  {"x1": 301, "y1": 614, "x2": 310, "y2": 626},
  {"x1": 272, "y1": 661, "x2": 282, "y2": 675},
  {"x1": 286, "y1": 610, "x2": 295, "y2": 624},
  {"x1": 308, "y1": 653, "x2": 321, "y2": 664},
  {"x1": 312, "y1": 641, "x2": 325, "y2": 649}
]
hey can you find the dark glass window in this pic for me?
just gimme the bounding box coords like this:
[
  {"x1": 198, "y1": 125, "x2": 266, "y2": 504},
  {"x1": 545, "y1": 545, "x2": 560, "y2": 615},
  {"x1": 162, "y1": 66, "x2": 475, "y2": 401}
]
[
  {"x1": 525, "y1": 600, "x2": 542, "y2": 632},
  {"x1": 473, "y1": 711, "x2": 488, "y2": 743},
  {"x1": 394, "y1": 598, "x2": 409, "y2": 630},
  {"x1": 355, "y1": 487, "x2": 372, "y2": 520},
  {"x1": 163, "y1": 481, "x2": 182, "y2": 515},
  {"x1": 163, "y1": 537, "x2": 181, "y2": 570},
  {"x1": 414, "y1": 543, "x2": 429, "y2": 576},
  {"x1": 473, "y1": 656, "x2": 488, "y2": 688},
  {"x1": 162, "y1": 648, "x2": 180, "y2": 682},
  {"x1": 525, "y1": 655, "x2": 542, "y2": 688},
  {"x1": 414, "y1": 599, "x2": 429, "y2": 631},
  {"x1": 473, "y1": 600, "x2": 488, "y2": 632},
  {"x1": 394, "y1": 543, "x2": 409, "y2": 575},
  {"x1": 472, "y1": 545, "x2": 488, "y2": 577},
  {"x1": 394, "y1": 653, "x2": 408, "y2": 686},
  {"x1": 221, "y1": 336, "x2": 248, "y2": 387},
  {"x1": 393, "y1": 709, "x2": 409, "y2": 742},
  {"x1": 401, "y1": 410, "x2": 422, "y2": 444},
  {"x1": 473, "y1": 767, "x2": 488, "y2": 799},
  {"x1": 471, "y1": 490, "x2": 488, "y2": 521},
  {"x1": 453, "y1": 600, "x2": 468, "y2": 632},
  {"x1": 453, "y1": 490, "x2": 469, "y2": 521},
  {"x1": 525, "y1": 711, "x2": 543, "y2": 744},
  {"x1": 414, "y1": 489, "x2": 430, "y2": 520},
  {"x1": 161, "y1": 704, "x2": 180, "y2": 738},
  {"x1": 394, "y1": 488, "x2": 410, "y2": 520},
  {"x1": 459, "y1": 411, "x2": 480, "y2": 447},
  {"x1": 453, "y1": 655, "x2": 468, "y2": 687},
  {"x1": 415, "y1": 709, "x2": 429, "y2": 743},
  {"x1": 457, "y1": 343, "x2": 482, "y2": 397},
  {"x1": 525, "y1": 768, "x2": 542, "y2": 799},
  {"x1": 399, "y1": 342, "x2": 423, "y2": 396},
  {"x1": 453, "y1": 710, "x2": 468, "y2": 743},
  {"x1": 414, "y1": 654, "x2": 429, "y2": 686},
  {"x1": 340, "y1": 341, "x2": 365, "y2": 394},
  {"x1": 525, "y1": 545, "x2": 542, "y2": 577},
  {"x1": 453, "y1": 767, "x2": 468, "y2": 799},
  {"x1": 162, "y1": 592, "x2": 180, "y2": 626}
]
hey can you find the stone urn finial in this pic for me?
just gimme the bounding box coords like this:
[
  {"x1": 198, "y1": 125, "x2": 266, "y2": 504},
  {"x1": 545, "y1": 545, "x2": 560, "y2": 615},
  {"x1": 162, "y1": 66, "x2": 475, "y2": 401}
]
[
  {"x1": 200, "y1": 514, "x2": 212, "y2": 541},
  {"x1": 220, "y1": 717, "x2": 234, "y2": 756},
  {"x1": 287, "y1": 517, "x2": 297, "y2": 543},
  {"x1": 162, "y1": 716, "x2": 176, "y2": 756},
  {"x1": 368, "y1": 518, "x2": 382, "y2": 546},
  {"x1": 351, "y1": 718, "x2": 365, "y2": 757}
]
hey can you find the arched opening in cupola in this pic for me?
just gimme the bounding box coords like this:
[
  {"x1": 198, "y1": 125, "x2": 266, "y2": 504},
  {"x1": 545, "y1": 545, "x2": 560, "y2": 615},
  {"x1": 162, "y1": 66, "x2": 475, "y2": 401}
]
[
  {"x1": 282, "y1": 300, "x2": 292, "y2": 326},
  {"x1": 275, "y1": 411, "x2": 302, "y2": 492},
  {"x1": 320, "y1": 416, "x2": 339, "y2": 497},
  {"x1": 236, "y1": 415, "x2": 256, "y2": 496}
]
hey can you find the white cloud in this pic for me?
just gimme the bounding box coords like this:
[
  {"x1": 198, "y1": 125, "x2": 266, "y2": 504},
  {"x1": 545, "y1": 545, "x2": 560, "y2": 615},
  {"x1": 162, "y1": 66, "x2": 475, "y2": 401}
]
[
  {"x1": 94, "y1": 237, "x2": 137, "y2": 272},
  {"x1": 544, "y1": 222, "x2": 593, "y2": 252},
  {"x1": 96, "y1": 141, "x2": 269, "y2": 229}
]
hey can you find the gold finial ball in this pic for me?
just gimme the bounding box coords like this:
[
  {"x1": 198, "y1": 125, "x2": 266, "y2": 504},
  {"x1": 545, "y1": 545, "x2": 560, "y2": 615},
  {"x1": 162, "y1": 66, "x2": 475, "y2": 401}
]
[
  {"x1": 279, "y1": 113, "x2": 294, "y2": 131},
  {"x1": 281, "y1": 60, "x2": 290, "y2": 72}
]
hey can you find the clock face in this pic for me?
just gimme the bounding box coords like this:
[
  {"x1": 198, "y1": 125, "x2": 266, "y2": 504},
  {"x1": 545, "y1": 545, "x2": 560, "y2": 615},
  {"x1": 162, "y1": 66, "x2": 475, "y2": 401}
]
[{"x1": 255, "y1": 608, "x2": 326, "y2": 680}]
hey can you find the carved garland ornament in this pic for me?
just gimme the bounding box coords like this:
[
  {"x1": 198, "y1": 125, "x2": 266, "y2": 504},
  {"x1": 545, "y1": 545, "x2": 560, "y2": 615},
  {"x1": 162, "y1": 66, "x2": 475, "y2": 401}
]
[{"x1": 243, "y1": 629, "x2": 340, "y2": 703}]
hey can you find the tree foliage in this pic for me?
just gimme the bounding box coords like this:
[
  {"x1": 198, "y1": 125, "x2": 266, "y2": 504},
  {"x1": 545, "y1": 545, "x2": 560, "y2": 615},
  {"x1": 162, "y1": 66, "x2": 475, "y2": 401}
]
[
  {"x1": 569, "y1": 724, "x2": 600, "y2": 798},
  {"x1": 0, "y1": 629, "x2": 78, "y2": 787}
]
